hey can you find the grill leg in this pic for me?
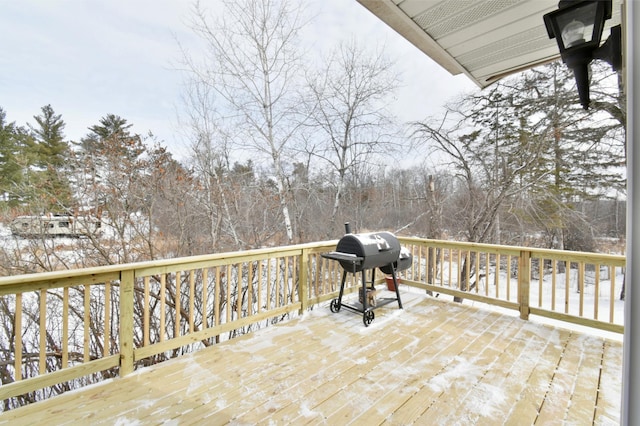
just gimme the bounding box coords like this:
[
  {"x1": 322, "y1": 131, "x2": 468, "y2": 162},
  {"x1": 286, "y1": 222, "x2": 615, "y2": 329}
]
[
  {"x1": 361, "y1": 271, "x2": 368, "y2": 312},
  {"x1": 391, "y1": 267, "x2": 403, "y2": 309},
  {"x1": 337, "y1": 270, "x2": 348, "y2": 306},
  {"x1": 331, "y1": 271, "x2": 348, "y2": 313}
]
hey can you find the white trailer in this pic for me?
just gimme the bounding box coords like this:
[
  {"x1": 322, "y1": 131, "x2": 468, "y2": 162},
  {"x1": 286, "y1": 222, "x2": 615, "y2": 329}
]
[{"x1": 10, "y1": 215, "x2": 102, "y2": 238}]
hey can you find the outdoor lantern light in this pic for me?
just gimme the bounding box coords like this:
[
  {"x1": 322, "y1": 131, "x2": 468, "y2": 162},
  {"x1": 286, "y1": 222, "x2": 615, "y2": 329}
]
[{"x1": 543, "y1": 0, "x2": 622, "y2": 109}]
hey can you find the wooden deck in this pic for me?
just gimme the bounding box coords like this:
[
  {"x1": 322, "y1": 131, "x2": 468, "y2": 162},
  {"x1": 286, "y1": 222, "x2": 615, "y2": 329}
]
[{"x1": 0, "y1": 293, "x2": 623, "y2": 425}]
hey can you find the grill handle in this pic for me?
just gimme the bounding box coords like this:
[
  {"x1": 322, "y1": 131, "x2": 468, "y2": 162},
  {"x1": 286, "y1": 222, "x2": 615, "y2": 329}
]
[{"x1": 374, "y1": 234, "x2": 392, "y2": 251}]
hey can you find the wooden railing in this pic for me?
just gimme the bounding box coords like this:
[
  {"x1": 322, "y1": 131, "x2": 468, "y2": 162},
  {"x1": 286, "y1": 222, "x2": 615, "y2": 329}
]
[
  {"x1": 0, "y1": 238, "x2": 625, "y2": 410},
  {"x1": 398, "y1": 237, "x2": 626, "y2": 334}
]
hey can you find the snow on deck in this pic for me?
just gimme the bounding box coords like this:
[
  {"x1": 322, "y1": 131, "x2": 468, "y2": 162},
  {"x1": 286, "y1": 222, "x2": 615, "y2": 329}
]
[{"x1": 0, "y1": 292, "x2": 622, "y2": 425}]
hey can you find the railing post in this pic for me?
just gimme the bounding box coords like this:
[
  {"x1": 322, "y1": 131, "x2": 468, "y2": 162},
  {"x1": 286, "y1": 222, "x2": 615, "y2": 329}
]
[
  {"x1": 119, "y1": 270, "x2": 135, "y2": 376},
  {"x1": 298, "y1": 249, "x2": 309, "y2": 315},
  {"x1": 518, "y1": 250, "x2": 531, "y2": 320},
  {"x1": 299, "y1": 248, "x2": 309, "y2": 314}
]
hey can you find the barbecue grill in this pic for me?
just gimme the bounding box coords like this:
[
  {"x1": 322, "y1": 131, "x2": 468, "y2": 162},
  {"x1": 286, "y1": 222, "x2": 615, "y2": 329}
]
[{"x1": 321, "y1": 223, "x2": 410, "y2": 326}]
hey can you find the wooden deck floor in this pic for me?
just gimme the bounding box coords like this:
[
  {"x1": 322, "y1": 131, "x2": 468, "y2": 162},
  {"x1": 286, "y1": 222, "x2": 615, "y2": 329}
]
[{"x1": 0, "y1": 293, "x2": 623, "y2": 425}]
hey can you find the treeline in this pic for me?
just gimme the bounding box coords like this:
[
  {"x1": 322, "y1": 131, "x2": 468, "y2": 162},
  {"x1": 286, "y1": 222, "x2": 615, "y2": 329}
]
[{"x1": 0, "y1": 71, "x2": 626, "y2": 274}]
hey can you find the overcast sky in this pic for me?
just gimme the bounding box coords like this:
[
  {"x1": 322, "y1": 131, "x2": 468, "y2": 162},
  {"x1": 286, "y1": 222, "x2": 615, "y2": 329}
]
[{"x1": 1, "y1": 0, "x2": 478, "y2": 159}]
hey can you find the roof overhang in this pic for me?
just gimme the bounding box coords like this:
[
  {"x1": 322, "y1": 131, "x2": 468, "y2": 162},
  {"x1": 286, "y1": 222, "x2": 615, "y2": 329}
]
[{"x1": 356, "y1": 0, "x2": 623, "y2": 88}]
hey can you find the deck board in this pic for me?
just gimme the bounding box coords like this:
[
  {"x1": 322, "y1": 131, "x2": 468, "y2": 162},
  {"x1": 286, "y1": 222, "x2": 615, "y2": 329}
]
[
  {"x1": 0, "y1": 292, "x2": 622, "y2": 425},
  {"x1": 595, "y1": 341, "x2": 623, "y2": 424},
  {"x1": 503, "y1": 326, "x2": 571, "y2": 425}
]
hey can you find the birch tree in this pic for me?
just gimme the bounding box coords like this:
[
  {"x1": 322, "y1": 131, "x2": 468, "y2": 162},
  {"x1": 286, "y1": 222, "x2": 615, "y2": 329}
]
[{"x1": 182, "y1": 0, "x2": 308, "y2": 244}]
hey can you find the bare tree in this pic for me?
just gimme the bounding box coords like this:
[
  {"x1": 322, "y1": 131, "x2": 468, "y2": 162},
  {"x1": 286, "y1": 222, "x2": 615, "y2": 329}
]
[
  {"x1": 412, "y1": 86, "x2": 549, "y2": 301},
  {"x1": 301, "y1": 39, "x2": 400, "y2": 232},
  {"x1": 181, "y1": 0, "x2": 309, "y2": 244},
  {"x1": 179, "y1": 78, "x2": 242, "y2": 249},
  {"x1": 413, "y1": 115, "x2": 543, "y2": 244}
]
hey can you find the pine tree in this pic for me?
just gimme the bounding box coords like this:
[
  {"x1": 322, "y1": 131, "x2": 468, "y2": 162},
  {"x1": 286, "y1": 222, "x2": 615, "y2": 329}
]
[
  {"x1": 0, "y1": 108, "x2": 30, "y2": 206},
  {"x1": 78, "y1": 114, "x2": 142, "y2": 162},
  {"x1": 28, "y1": 105, "x2": 73, "y2": 212},
  {"x1": 29, "y1": 105, "x2": 69, "y2": 168},
  {"x1": 513, "y1": 62, "x2": 625, "y2": 250}
]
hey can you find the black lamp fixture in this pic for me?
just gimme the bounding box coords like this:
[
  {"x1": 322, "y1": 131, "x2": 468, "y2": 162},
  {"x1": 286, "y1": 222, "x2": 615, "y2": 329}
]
[{"x1": 543, "y1": 0, "x2": 622, "y2": 109}]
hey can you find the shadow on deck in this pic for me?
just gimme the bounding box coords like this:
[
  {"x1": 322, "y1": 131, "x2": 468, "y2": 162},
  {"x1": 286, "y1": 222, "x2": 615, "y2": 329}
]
[{"x1": 0, "y1": 292, "x2": 622, "y2": 425}]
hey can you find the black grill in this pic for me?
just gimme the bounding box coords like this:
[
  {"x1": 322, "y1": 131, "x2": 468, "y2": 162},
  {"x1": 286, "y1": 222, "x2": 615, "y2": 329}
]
[
  {"x1": 322, "y1": 223, "x2": 409, "y2": 326},
  {"x1": 332, "y1": 231, "x2": 400, "y2": 272}
]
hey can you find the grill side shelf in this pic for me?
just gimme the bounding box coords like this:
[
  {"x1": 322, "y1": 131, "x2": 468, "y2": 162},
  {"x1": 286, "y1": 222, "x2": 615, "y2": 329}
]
[{"x1": 321, "y1": 252, "x2": 363, "y2": 264}]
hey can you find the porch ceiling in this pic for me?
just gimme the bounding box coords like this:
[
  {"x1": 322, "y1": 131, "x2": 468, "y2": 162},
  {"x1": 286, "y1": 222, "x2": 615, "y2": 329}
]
[{"x1": 356, "y1": 0, "x2": 623, "y2": 88}]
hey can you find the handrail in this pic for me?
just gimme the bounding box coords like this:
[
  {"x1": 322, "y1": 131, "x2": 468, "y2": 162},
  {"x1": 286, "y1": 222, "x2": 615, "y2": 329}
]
[
  {"x1": 0, "y1": 237, "x2": 625, "y2": 411},
  {"x1": 397, "y1": 237, "x2": 625, "y2": 333}
]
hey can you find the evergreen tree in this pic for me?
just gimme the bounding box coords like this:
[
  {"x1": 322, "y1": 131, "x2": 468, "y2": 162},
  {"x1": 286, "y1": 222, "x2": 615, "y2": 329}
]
[
  {"x1": 0, "y1": 109, "x2": 21, "y2": 204},
  {"x1": 77, "y1": 114, "x2": 142, "y2": 164},
  {"x1": 29, "y1": 104, "x2": 69, "y2": 168},
  {"x1": 513, "y1": 62, "x2": 625, "y2": 250},
  {"x1": 0, "y1": 108, "x2": 33, "y2": 206},
  {"x1": 73, "y1": 114, "x2": 146, "y2": 216},
  {"x1": 27, "y1": 105, "x2": 73, "y2": 212},
  {"x1": 413, "y1": 62, "x2": 624, "y2": 251},
  {"x1": 88, "y1": 113, "x2": 132, "y2": 139}
]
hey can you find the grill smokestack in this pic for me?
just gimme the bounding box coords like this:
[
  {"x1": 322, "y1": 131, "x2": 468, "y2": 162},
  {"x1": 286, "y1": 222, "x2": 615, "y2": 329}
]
[{"x1": 344, "y1": 222, "x2": 352, "y2": 234}]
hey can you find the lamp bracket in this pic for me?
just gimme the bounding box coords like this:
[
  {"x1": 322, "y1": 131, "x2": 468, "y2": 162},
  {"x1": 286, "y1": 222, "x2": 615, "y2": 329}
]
[{"x1": 593, "y1": 25, "x2": 622, "y2": 71}]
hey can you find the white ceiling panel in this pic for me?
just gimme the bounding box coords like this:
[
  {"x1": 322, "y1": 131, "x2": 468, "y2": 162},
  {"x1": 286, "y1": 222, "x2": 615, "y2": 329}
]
[{"x1": 356, "y1": 0, "x2": 623, "y2": 87}]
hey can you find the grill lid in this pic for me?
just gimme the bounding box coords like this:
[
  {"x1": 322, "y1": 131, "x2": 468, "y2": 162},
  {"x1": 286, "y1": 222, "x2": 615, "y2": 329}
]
[{"x1": 329, "y1": 231, "x2": 401, "y2": 272}]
